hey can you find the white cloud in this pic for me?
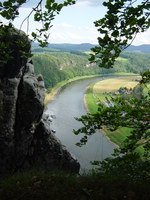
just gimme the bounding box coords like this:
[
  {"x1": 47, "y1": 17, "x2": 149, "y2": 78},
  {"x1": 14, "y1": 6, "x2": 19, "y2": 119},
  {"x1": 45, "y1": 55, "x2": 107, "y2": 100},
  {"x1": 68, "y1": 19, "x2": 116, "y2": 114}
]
[
  {"x1": 59, "y1": 23, "x2": 73, "y2": 28},
  {"x1": 133, "y1": 29, "x2": 150, "y2": 45},
  {"x1": 75, "y1": 0, "x2": 103, "y2": 7},
  {"x1": 49, "y1": 23, "x2": 99, "y2": 43},
  {"x1": 2, "y1": 0, "x2": 150, "y2": 45},
  {"x1": 14, "y1": 0, "x2": 103, "y2": 8}
]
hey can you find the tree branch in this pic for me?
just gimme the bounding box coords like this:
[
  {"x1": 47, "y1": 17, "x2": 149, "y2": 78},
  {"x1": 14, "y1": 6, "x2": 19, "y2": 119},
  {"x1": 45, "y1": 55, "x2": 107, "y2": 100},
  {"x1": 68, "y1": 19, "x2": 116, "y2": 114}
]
[{"x1": 20, "y1": 0, "x2": 43, "y2": 31}]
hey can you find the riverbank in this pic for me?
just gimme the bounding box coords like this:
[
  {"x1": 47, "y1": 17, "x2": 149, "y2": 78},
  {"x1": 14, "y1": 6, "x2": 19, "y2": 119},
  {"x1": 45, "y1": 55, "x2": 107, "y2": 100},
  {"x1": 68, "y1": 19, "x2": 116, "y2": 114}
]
[
  {"x1": 44, "y1": 72, "x2": 137, "y2": 105},
  {"x1": 84, "y1": 89, "x2": 119, "y2": 148},
  {"x1": 84, "y1": 74, "x2": 140, "y2": 147},
  {"x1": 45, "y1": 76, "x2": 115, "y2": 170},
  {"x1": 44, "y1": 75, "x2": 100, "y2": 105}
]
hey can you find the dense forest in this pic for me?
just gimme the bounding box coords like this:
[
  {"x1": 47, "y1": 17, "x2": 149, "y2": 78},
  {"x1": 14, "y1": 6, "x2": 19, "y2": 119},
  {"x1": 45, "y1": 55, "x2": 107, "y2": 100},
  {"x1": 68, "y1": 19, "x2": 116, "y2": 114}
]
[
  {"x1": 32, "y1": 50, "x2": 108, "y2": 90},
  {"x1": 32, "y1": 48, "x2": 150, "y2": 91}
]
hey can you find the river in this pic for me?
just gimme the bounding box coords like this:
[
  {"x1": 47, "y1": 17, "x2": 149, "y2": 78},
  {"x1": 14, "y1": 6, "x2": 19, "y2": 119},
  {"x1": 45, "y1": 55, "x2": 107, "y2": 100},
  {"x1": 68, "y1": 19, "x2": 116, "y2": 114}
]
[{"x1": 45, "y1": 77, "x2": 115, "y2": 171}]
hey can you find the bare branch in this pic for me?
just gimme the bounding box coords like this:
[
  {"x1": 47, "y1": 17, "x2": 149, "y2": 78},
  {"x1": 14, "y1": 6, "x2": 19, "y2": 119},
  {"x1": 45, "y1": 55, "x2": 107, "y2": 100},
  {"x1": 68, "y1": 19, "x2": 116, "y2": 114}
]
[{"x1": 20, "y1": 0, "x2": 43, "y2": 31}]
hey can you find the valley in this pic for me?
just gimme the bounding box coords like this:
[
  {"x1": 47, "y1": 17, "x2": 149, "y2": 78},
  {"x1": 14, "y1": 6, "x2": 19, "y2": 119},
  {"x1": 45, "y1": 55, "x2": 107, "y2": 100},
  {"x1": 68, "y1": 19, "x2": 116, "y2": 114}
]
[
  {"x1": 32, "y1": 44, "x2": 150, "y2": 92},
  {"x1": 1, "y1": 1, "x2": 150, "y2": 198},
  {"x1": 32, "y1": 44, "x2": 150, "y2": 158}
]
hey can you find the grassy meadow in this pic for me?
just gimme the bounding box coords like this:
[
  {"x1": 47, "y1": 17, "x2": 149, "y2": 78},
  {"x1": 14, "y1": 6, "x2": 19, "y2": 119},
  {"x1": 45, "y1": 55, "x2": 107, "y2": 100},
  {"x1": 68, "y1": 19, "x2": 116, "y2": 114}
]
[
  {"x1": 85, "y1": 75, "x2": 141, "y2": 147},
  {"x1": 93, "y1": 76, "x2": 140, "y2": 93}
]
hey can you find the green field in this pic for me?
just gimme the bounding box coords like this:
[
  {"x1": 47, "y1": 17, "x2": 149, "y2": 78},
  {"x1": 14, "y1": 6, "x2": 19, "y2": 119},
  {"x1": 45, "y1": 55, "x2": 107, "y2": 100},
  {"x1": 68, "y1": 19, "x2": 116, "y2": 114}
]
[
  {"x1": 85, "y1": 75, "x2": 141, "y2": 147},
  {"x1": 93, "y1": 76, "x2": 140, "y2": 93},
  {"x1": 116, "y1": 57, "x2": 128, "y2": 62}
]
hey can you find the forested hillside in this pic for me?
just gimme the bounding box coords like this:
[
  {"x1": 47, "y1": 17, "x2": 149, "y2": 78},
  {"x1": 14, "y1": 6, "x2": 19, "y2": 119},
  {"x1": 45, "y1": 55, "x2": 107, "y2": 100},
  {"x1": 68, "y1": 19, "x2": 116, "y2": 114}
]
[
  {"x1": 32, "y1": 51, "x2": 108, "y2": 90},
  {"x1": 32, "y1": 50, "x2": 150, "y2": 90},
  {"x1": 119, "y1": 52, "x2": 150, "y2": 73}
]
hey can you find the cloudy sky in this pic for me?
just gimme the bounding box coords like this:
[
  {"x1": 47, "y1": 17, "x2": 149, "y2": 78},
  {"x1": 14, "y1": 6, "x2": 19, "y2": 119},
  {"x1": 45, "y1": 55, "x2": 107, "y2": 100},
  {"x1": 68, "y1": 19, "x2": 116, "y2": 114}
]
[{"x1": 1, "y1": 0, "x2": 150, "y2": 45}]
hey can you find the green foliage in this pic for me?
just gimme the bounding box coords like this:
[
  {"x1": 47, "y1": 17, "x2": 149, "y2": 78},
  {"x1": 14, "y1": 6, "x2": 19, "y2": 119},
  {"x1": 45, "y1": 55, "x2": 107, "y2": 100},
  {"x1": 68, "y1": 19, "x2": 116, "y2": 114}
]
[
  {"x1": 74, "y1": 0, "x2": 150, "y2": 178},
  {"x1": 74, "y1": 79, "x2": 150, "y2": 178},
  {"x1": 115, "y1": 52, "x2": 150, "y2": 73},
  {"x1": 0, "y1": 0, "x2": 75, "y2": 63},
  {"x1": 89, "y1": 0, "x2": 150, "y2": 68},
  {"x1": 32, "y1": 49, "x2": 150, "y2": 91},
  {"x1": 29, "y1": 0, "x2": 75, "y2": 47},
  {"x1": 140, "y1": 69, "x2": 150, "y2": 84},
  {"x1": 32, "y1": 51, "x2": 111, "y2": 90},
  {"x1": 75, "y1": 89, "x2": 149, "y2": 150},
  {"x1": 85, "y1": 77, "x2": 138, "y2": 147},
  {"x1": 33, "y1": 51, "x2": 87, "y2": 89},
  {"x1": 0, "y1": 169, "x2": 150, "y2": 200},
  {"x1": 0, "y1": 0, "x2": 26, "y2": 20},
  {"x1": 75, "y1": 78, "x2": 150, "y2": 149},
  {"x1": 0, "y1": 24, "x2": 32, "y2": 64},
  {"x1": 92, "y1": 153, "x2": 150, "y2": 181}
]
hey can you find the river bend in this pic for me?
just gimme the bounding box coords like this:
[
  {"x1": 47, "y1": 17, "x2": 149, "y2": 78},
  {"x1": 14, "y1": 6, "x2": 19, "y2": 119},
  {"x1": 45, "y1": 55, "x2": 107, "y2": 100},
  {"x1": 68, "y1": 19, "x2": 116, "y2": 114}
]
[{"x1": 45, "y1": 77, "x2": 115, "y2": 171}]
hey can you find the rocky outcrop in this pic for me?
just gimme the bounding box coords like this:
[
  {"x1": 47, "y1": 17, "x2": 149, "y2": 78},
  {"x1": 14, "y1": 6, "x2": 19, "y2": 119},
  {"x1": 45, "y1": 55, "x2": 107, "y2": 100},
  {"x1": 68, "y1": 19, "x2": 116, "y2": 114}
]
[{"x1": 0, "y1": 30, "x2": 80, "y2": 175}]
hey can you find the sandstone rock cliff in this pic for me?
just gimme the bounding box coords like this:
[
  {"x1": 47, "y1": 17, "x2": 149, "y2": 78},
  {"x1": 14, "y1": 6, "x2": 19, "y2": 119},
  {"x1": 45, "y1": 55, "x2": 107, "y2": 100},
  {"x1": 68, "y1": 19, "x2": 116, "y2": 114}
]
[{"x1": 0, "y1": 30, "x2": 80, "y2": 175}]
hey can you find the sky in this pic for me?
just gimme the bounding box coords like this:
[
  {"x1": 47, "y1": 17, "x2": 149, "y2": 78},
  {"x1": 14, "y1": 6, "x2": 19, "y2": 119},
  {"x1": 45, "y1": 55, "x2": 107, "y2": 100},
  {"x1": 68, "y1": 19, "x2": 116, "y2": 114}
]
[{"x1": 1, "y1": 0, "x2": 150, "y2": 45}]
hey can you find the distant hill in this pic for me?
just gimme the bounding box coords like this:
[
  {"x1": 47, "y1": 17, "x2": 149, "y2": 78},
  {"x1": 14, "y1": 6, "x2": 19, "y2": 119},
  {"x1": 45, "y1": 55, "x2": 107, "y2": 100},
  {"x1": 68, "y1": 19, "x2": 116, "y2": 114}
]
[
  {"x1": 47, "y1": 43, "x2": 95, "y2": 51},
  {"x1": 32, "y1": 43, "x2": 95, "y2": 52},
  {"x1": 126, "y1": 44, "x2": 150, "y2": 52},
  {"x1": 32, "y1": 43, "x2": 150, "y2": 53},
  {"x1": 32, "y1": 48, "x2": 150, "y2": 90}
]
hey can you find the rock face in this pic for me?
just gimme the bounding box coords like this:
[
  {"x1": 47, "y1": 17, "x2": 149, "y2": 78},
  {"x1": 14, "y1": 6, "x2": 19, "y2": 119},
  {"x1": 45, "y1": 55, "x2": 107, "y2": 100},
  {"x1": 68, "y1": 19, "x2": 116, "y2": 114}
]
[{"x1": 0, "y1": 30, "x2": 80, "y2": 175}]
